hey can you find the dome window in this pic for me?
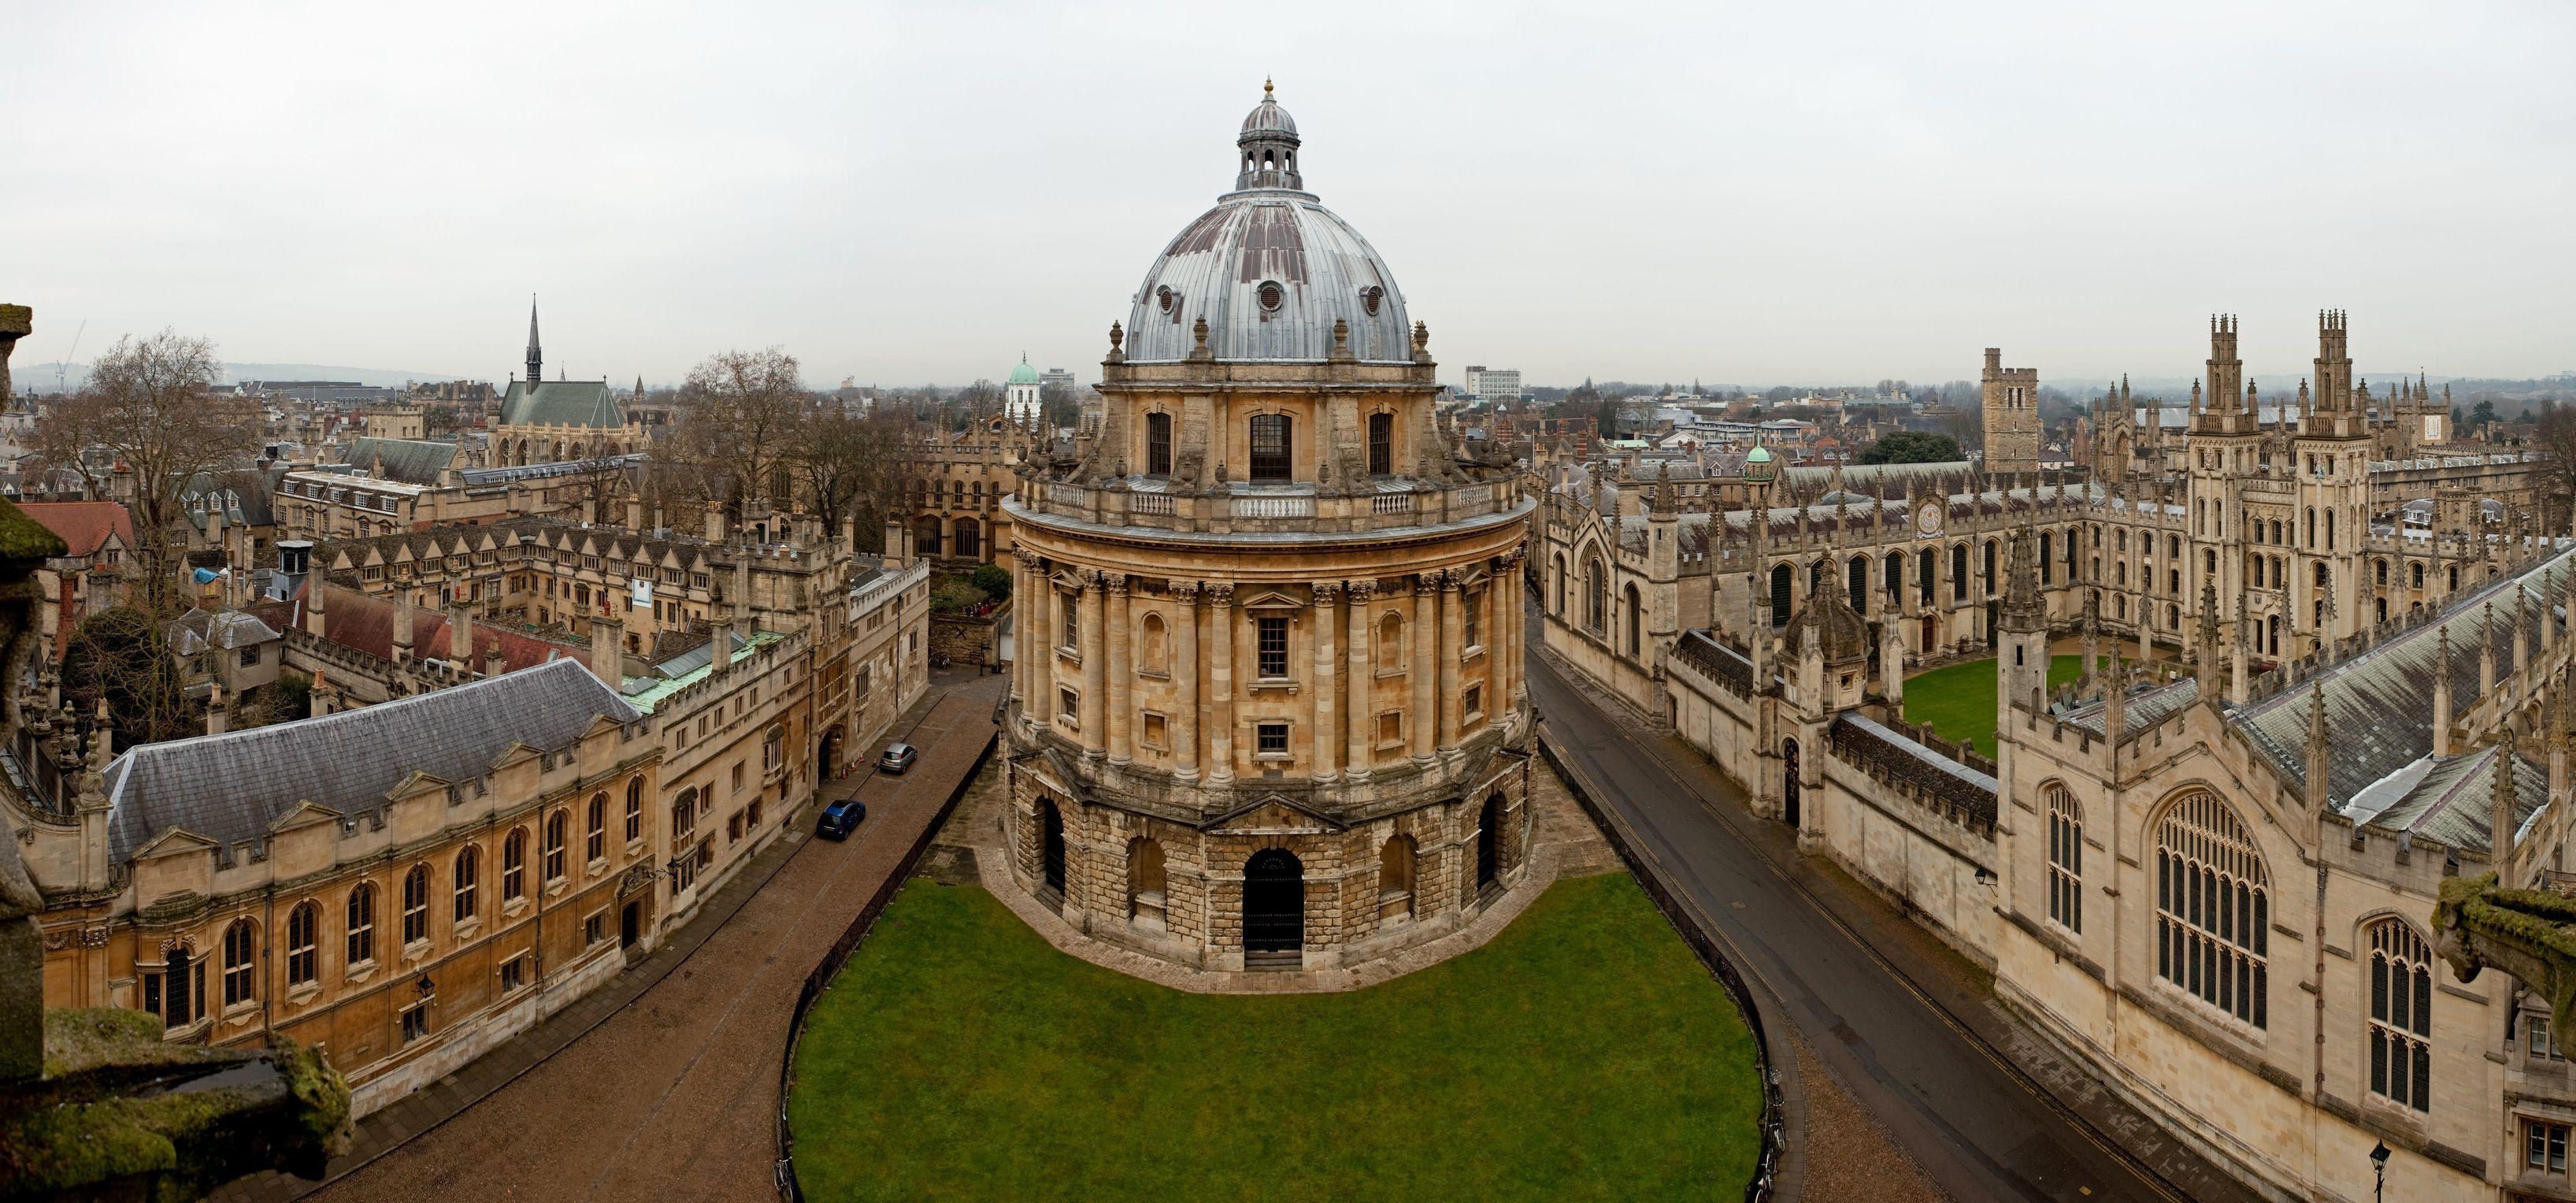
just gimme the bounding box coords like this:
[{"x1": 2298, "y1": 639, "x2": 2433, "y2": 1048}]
[
  {"x1": 1157, "y1": 285, "x2": 1181, "y2": 322},
  {"x1": 1257, "y1": 280, "x2": 1285, "y2": 314},
  {"x1": 1359, "y1": 285, "x2": 1384, "y2": 317}
]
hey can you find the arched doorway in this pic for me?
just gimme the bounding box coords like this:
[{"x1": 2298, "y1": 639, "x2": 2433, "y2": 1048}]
[
  {"x1": 817, "y1": 724, "x2": 843, "y2": 780},
  {"x1": 1243, "y1": 848, "x2": 1304, "y2": 967},
  {"x1": 1476, "y1": 795, "x2": 1502, "y2": 895},
  {"x1": 1782, "y1": 738, "x2": 1802, "y2": 826},
  {"x1": 1039, "y1": 800, "x2": 1066, "y2": 903}
]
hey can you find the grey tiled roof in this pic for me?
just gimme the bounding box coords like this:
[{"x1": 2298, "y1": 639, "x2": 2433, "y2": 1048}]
[
  {"x1": 165, "y1": 609, "x2": 282, "y2": 656},
  {"x1": 499, "y1": 380, "x2": 627, "y2": 429},
  {"x1": 103, "y1": 659, "x2": 640, "y2": 864},
  {"x1": 335, "y1": 437, "x2": 460, "y2": 485},
  {"x1": 2059, "y1": 678, "x2": 2200, "y2": 737},
  {"x1": 2233, "y1": 543, "x2": 2575, "y2": 824}
]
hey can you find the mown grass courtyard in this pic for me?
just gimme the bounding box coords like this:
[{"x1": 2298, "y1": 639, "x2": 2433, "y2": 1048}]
[
  {"x1": 1900, "y1": 654, "x2": 2085, "y2": 759},
  {"x1": 786, "y1": 872, "x2": 1765, "y2": 1200}
]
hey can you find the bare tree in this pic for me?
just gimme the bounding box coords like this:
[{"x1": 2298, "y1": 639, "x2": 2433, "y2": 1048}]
[
  {"x1": 34, "y1": 330, "x2": 258, "y2": 616},
  {"x1": 788, "y1": 408, "x2": 918, "y2": 548},
  {"x1": 669, "y1": 347, "x2": 809, "y2": 513}
]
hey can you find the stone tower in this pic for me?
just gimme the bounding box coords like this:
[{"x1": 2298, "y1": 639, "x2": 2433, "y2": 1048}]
[{"x1": 1981, "y1": 347, "x2": 2040, "y2": 476}]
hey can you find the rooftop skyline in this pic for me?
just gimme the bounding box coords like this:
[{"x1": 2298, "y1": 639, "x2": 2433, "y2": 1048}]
[{"x1": 8, "y1": 2, "x2": 2571, "y2": 388}]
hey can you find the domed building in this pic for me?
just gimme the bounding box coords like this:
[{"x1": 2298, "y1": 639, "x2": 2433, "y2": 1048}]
[
  {"x1": 1003, "y1": 355, "x2": 1042, "y2": 425},
  {"x1": 1001, "y1": 84, "x2": 1536, "y2": 971}
]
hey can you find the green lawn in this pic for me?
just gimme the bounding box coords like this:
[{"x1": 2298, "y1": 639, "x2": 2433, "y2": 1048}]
[
  {"x1": 787, "y1": 874, "x2": 1764, "y2": 1201},
  {"x1": 1901, "y1": 654, "x2": 2086, "y2": 759}
]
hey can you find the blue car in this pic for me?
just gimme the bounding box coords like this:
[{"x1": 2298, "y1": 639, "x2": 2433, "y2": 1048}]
[{"x1": 817, "y1": 800, "x2": 867, "y2": 841}]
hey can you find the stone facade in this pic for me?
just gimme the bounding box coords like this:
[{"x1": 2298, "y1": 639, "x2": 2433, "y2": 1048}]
[
  {"x1": 995, "y1": 87, "x2": 1536, "y2": 974},
  {"x1": 1981, "y1": 346, "x2": 2040, "y2": 476}
]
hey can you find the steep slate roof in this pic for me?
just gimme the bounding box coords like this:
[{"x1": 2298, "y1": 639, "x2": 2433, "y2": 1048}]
[
  {"x1": 165, "y1": 609, "x2": 281, "y2": 656},
  {"x1": 335, "y1": 437, "x2": 460, "y2": 485},
  {"x1": 499, "y1": 380, "x2": 626, "y2": 429},
  {"x1": 102, "y1": 658, "x2": 641, "y2": 863},
  {"x1": 2231, "y1": 541, "x2": 2574, "y2": 840},
  {"x1": 2060, "y1": 678, "x2": 2200, "y2": 737},
  {"x1": 18, "y1": 501, "x2": 134, "y2": 557}
]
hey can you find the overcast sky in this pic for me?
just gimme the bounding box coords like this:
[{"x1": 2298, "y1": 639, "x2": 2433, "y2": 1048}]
[{"x1": 8, "y1": 2, "x2": 2571, "y2": 390}]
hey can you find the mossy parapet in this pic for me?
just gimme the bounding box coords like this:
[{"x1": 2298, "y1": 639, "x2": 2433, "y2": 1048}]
[{"x1": 1, "y1": 1008, "x2": 351, "y2": 1202}]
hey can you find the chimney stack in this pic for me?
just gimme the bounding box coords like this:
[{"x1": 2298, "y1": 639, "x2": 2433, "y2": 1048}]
[
  {"x1": 589, "y1": 614, "x2": 624, "y2": 689},
  {"x1": 392, "y1": 596, "x2": 415, "y2": 664},
  {"x1": 448, "y1": 603, "x2": 474, "y2": 666}
]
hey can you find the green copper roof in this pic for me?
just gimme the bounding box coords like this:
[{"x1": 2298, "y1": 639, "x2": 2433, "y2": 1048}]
[
  {"x1": 1745, "y1": 445, "x2": 1772, "y2": 462},
  {"x1": 1006, "y1": 358, "x2": 1040, "y2": 384}
]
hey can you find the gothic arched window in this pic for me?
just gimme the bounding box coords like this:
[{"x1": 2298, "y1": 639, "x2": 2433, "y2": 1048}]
[
  {"x1": 2155, "y1": 790, "x2": 2269, "y2": 1028},
  {"x1": 1585, "y1": 557, "x2": 1608, "y2": 634},
  {"x1": 2367, "y1": 918, "x2": 2433, "y2": 1112},
  {"x1": 2047, "y1": 784, "x2": 2082, "y2": 934}
]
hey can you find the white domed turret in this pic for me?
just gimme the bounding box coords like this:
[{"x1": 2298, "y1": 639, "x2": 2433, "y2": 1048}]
[
  {"x1": 1004, "y1": 353, "x2": 1041, "y2": 423},
  {"x1": 1123, "y1": 82, "x2": 1412, "y2": 366}
]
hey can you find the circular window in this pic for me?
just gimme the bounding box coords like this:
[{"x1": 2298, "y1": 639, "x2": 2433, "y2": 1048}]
[
  {"x1": 1359, "y1": 285, "x2": 1383, "y2": 316},
  {"x1": 1257, "y1": 280, "x2": 1284, "y2": 312},
  {"x1": 1157, "y1": 285, "x2": 1177, "y2": 314}
]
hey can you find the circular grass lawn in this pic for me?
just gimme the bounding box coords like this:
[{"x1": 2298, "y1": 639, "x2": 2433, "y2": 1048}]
[
  {"x1": 786, "y1": 872, "x2": 1764, "y2": 1200},
  {"x1": 1900, "y1": 654, "x2": 2086, "y2": 759}
]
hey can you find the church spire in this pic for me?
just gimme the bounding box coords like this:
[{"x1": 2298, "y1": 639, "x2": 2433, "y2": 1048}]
[{"x1": 525, "y1": 295, "x2": 543, "y2": 387}]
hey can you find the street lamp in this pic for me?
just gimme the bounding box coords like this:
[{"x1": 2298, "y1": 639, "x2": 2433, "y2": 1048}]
[{"x1": 2369, "y1": 1139, "x2": 2390, "y2": 1202}]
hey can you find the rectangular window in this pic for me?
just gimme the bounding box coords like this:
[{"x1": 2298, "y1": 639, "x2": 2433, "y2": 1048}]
[
  {"x1": 728, "y1": 811, "x2": 745, "y2": 843},
  {"x1": 1059, "y1": 687, "x2": 1080, "y2": 727},
  {"x1": 500, "y1": 955, "x2": 525, "y2": 993},
  {"x1": 585, "y1": 912, "x2": 606, "y2": 946},
  {"x1": 1248, "y1": 414, "x2": 1292, "y2": 482},
  {"x1": 399, "y1": 1002, "x2": 431, "y2": 1045},
  {"x1": 1463, "y1": 685, "x2": 1482, "y2": 719},
  {"x1": 1256, "y1": 722, "x2": 1289, "y2": 755},
  {"x1": 1142, "y1": 711, "x2": 1167, "y2": 749},
  {"x1": 1464, "y1": 589, "x2": 1481, "y2": 648},
  {"x1": 1368, "y1": 412, "x2": 1392, "y2": 475},
  {"x1": 1257, "y1": 615, "x2": 1289, "y2": 678},
  {"x1": 1062, "y1": 593, "x2": 1080, "y2": 649},
  {"x1": 238, "y1": 645, "x2": 261, "y2": 667},
  {"x1": 1377, "y1": 711, "x2": 1403, "y2": 744},
  {"x1": 2533, "y1": 1121, "x2": 2571, "y2": 1172},
  {"x1": 1147, "y1": 412, "x2": 1173, "y2": 477},
  {"x1": 2536, "y1": 1015, "x2": 2567, "y2": 1062}
]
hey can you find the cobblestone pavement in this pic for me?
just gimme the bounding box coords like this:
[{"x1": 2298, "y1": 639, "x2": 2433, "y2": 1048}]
[{"x1": 214, "y1": 670, "x2": 1006, "y2": 1203}]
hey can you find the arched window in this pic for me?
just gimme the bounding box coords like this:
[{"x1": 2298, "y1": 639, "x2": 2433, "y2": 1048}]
[
  {"x1": 587, "y1": 793, "x2": 607, "y2": 863},
  {"x1": 347, "y1": 883, "x2": 377, "y2": 966},
  {"x1": 1585, "y1": 558, "x2": 1608, "y2": 633},
  {"x1": 222, "y1": 918, "x2": 257, "y2": 1008},
  {"x1": 1624, "y1": 584, "x2": 1643, "y2": 655},
  {"x1": 625, "y1": 778, "x2": 645, "y2": 843},
  {"x1": 2039, "y1": 532, "x2": 2054, "y2": 584},
  {"x1": 1951, "y1": 544, "x2": 1969, "y2": 601},
  {"x1": 2046, "y1": 784, "x2": 2082, "y2": 933},
  {"x1": 1367, "y1": 412, "x2": 1393, "y2": 475},
  {"x1": 1847, "y1": 556, "x2": 1868, "y2": 612},
  {"x1": 1248, "y1": 413, "x2": 1292, "y2": 481},
  {"x1": 543, "y1": 811, "x2": 568, "y2": 882},
  {"x1": 1378, "y1": 612, "x2": 1403, "y2": 673},
  {"x1": 286, "y1": 901, "x2": 319, "y2": 986},
  {"x1": 1129, "y1": 837, "x2": 1168, "y2": 930},
  {"x1": 1140, "y1": 612, "x2": 1169, "y2": 674},
  {"x1": 454, "y1": 845, "x2": 480, "y2": 922},
  {"x1": 2204, "y1": 548, "x2": 2218, "y2": 577},
  {"x1": 1769, "y1": 563, "x2": 1792, "y2": 623},
  {"x1": 2367, "y1": 919, "x2": 2434, "y2": 1113},
  {"x1": 2449, "y1": 565, "x2": 2461, "y2": 592},
  {"x1": 954, "y1": 518, "x2": 980, "y2": 559},
  {"x1": 1381, "y1": 834, "x2": 1418, "y2": 920},
  {"x1": 915, "y1": 517, "x2": 942, "y2": 555},
  {"x1": 2155, "y1": 791, "x2": 2268, "y2": 1028},
  {"x1": 503, "y1": 828, "x2": 528, "y2": 900},
  {"x1": 2411, "y1": 563, "x2": 2425, "y2": 589},
  {"x1": 673, "y1": 786, "x2": 700, "y2": 837},
  {"x1": 1917, "y1": 547, "x2": 1935, "y2": 605},
  {"x1": 1884, "y1": 551, "x2": 1903, "y2": 601},
  {"x1": 401, "y1": 864, "x2": 430, "y2": 944},
  {"x1": 1550, "y1": 554, "x2": 1566, "y2": 615},
  {"x1": 1147, "y1": 411, "x2": 1173, "y2": 476}
]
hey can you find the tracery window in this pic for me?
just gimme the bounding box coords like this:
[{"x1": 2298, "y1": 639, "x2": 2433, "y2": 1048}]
[
  {"x1": 1588, "y1": 559, "x2": 1610, "y2": 633},
  {"x1": 2367, "y1": 919, "x2": 2433, "y2": 1112},
  {"x1": 2155, "y1": 791, "x2": 2268, "y2": 1028},
  {"x1": 2046, "y1": 784, "x2": 2082, "y2": 934}
]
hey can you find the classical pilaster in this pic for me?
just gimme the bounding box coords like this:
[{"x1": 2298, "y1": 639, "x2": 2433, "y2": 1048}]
[
  {"x1": 1313, "y1": 581, "x2": 1340, "y2": 784},
  {"x1": 1173, "y1": 581, "x2": 1200, "y2": 782},
  {"x1": 1106, "y1": 574, "x2": 1132, "y2": 766},
  {"x1": 1410, "y1": 574, "x2": 1436, "y2": 765},
  {"x1": 1346, "y1": 579, "x2": 1375, "y2": 779},
  {"x1": 1437, "y1": 569, "x2": 1463, "y2": 757},
  {"x1": 1080, "y1": 570, "x2": 1107, "y2": 759},
  {"x1": 1025, "y1": 553, "x2": 1053, "y2": 730},
  {"x1": 1207, "y1": 583, "x2": 1236, "y2": 785}
]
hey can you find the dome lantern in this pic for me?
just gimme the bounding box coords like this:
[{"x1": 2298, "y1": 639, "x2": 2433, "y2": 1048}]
[{"x1": 1236, "y1": 78, "x2": 1303, "y2": 192}]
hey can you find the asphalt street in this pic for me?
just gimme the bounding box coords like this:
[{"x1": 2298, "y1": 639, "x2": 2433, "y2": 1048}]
[{"x1": 1527, "y1": 618, "x2": 2260, "y2": 1203}]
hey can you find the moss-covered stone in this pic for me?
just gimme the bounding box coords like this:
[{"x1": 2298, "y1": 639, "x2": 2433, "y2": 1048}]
[{"x1": 0, "y1": 496, "x2": 68, "y2": 563}]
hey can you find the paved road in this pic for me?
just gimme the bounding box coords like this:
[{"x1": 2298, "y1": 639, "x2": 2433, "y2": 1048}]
[
  {"x1": 1529, "y1": 625, "x2": 2258, "y2": 1203},
  {"x1": 299, "y1": 671, "x2": 1005, "y2": 1203}
]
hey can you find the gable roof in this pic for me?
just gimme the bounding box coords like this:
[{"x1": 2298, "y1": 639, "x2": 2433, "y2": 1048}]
[
  {"x1": 499, "y1": 380, "x2": 626, "y2": 430},
  {"x1": 18, "y1": 501, "x2": 134, "y2": 557},
  {"x1": 337, "y1": 437, "x2": 460, "y2": 486},
  {"x1": 102, "y1": 658, "x2": 640, "y2": 864}
]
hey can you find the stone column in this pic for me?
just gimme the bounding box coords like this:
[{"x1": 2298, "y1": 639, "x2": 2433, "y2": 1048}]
[
  {"x1": 1080, "y1": 571, "x2": 1106, "y2": 759},
  {"x1": 1312, "y1": 582, "x2": 1340, "y2": 784},
  {"x1": 1410, "y1": 575, "x2": 1437, "y2": 765},
  {"x1": 1438, "y1": 570, "x2": 1463, "y2": 757},
  {"x1": 1207, "y1": 584, "x2": 1236, "y2": 785},
  {"x1": 1173, "y1": 582, "x2": 1200, "y2": 781},
  {"x1": 1501, "y1": 551, "x2": 1527, "y2": 711},
  {"x1": 1029, "y1": 561, "x2": 1055, "y2": 730},
  {"x1": 1347, "y1": 579, "x2": 1374, "y2": 779},
  {"x1": 1106, "y1": 574, "x2": 1132, "y2": 766},
  {"x1": 1013, "y1": 550, "x2": 1036, "y2": 723}
]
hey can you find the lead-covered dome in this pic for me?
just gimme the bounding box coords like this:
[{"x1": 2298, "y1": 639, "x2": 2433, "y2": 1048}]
[{"x1": 1122, "y1": 84, "x2": 1414, "y2": 365}]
